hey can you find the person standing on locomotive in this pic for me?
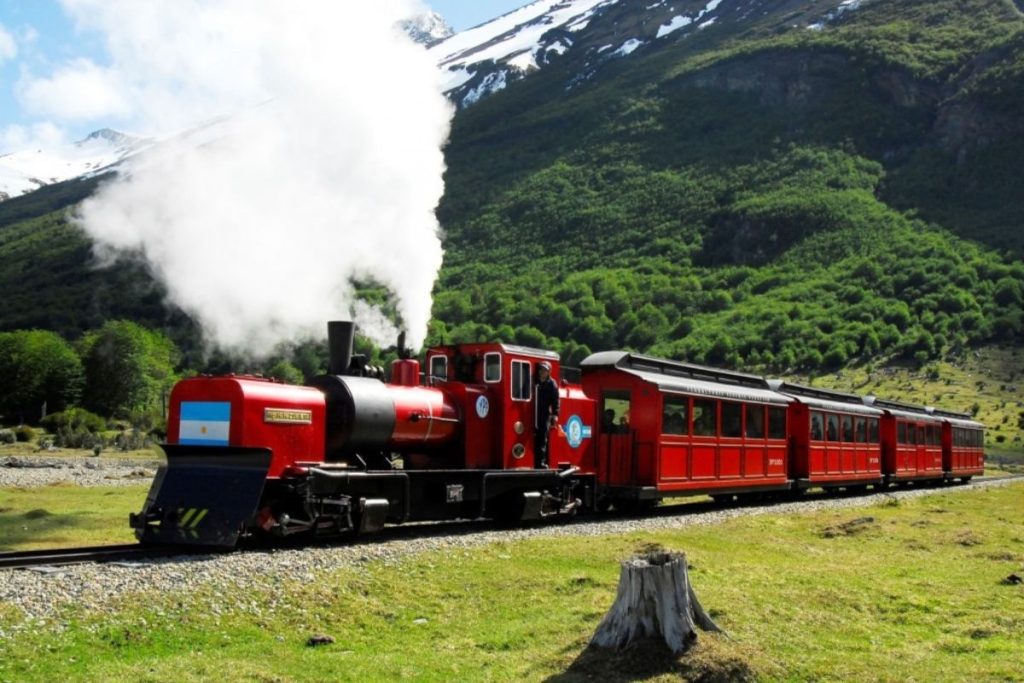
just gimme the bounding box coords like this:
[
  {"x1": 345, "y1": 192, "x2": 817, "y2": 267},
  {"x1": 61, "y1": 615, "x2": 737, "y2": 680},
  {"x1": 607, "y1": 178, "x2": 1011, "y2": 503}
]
[{"x1": 534, "y1": 361, "x2": 560, "y2": 468}]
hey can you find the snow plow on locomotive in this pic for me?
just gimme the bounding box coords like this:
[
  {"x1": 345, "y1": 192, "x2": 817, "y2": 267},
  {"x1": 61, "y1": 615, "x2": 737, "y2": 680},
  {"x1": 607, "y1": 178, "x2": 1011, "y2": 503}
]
[{"x1": 130, "y1": 321, "x2": 986, "y2": 547}]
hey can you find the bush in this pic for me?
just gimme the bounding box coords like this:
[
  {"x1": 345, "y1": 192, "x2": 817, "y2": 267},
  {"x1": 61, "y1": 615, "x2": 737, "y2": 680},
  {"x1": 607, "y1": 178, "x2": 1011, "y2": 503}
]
[
  {"x1": 13, "y1": 425, "x2": 37, "y2": 442},
  {"x1": 0, "y1": 429, "x2": 15, "y2": 444},
  {"x1": 41, "y1": 408, "x2": 108, "y2": 434}
]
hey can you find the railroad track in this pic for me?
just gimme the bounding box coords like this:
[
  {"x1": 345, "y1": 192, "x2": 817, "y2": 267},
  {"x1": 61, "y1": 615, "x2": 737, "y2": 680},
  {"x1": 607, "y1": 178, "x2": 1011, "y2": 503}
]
[
  {"x1": 0, "y1": 543, "x2": 205, "y2": 571},
  {"x1": 2, "y1": 474, "x2": 1020, "y2": 571}
]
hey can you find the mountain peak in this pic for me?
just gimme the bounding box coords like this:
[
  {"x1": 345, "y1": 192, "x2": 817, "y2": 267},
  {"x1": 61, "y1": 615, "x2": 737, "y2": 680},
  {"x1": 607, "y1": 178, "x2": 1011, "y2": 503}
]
[{"x1": 401, "y1": 11, "x2": 455, "y2": 47}]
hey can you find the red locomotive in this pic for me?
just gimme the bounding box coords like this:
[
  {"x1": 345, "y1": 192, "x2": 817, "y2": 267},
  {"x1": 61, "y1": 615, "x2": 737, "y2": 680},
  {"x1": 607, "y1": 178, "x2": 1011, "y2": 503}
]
[{"x1": 130, "y1": 321, "x2": 986, "y2": 547}]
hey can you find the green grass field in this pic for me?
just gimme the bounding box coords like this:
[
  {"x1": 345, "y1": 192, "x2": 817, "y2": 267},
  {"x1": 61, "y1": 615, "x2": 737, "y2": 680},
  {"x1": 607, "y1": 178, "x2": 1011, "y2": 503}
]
[
  {"x1": 1, "y1": 483, "x2": 1021, "y2": 682},
  {"x1": 0, "y1": 484, "x2": 146, "y2": 551}
]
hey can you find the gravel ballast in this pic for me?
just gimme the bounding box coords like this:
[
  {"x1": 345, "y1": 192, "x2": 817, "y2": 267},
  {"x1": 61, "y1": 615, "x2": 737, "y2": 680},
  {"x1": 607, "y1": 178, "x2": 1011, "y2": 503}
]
[
  {"x1": 0, "y1": 457, "x2": 157, "y2": 489},
  {"x1": 0, "y1": 476, "x2": 1018, "y2": 631}
]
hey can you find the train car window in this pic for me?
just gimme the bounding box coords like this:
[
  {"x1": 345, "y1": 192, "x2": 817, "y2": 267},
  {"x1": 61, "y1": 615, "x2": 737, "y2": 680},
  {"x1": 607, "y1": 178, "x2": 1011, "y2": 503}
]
[
  {"x1": 826, "y1": 414, "x2": 839, "y2": 442},
  {"x1": 693, "y1": 399, "x2": 717, "y2": 437},
  {"x1": 602, "y1": 392, "x2": 631, "y2": 433},
  {"x1": 908, "y1": 425, "x2": 918, "y2": 445},
  {"x1": 855, "y1": 418, "x2": 867, "y2": 443},
  {"x1": 868, "y1": 419, "x2": 879, "y2": 443},
  {"x1": 746, "y1": 404, "x2": 766, "y2": 439},
  {"x1": 662, "y1": 396, "x2": 688, "y2": 435},
  {"x1": 511, "y1": 360, "x2": 531, "y2": 401},
  {"x1": 429, "y1": 355, "x2": 448, "y2": 381},
  {"x1": 897, "y1": 422, "x2": 907, "y2": 444},
  {"x1": 810, "y1": 412, "x2": 824, "y2": 441},
  {"x1": 929, "y1": 425, "x2": 940, "y2": 446},
  {"x1": 841, "y1": 415, "x2": 854, "y2": 442},
  {"x1": 769, "y1": 407, "x2": 786, "y2": 439},
  {"x1": 483, "y1": 353, "x2": 501, "y2": 383},
  {"x1": 721, "y1": 402, "x2": 742, "y2": 438}
]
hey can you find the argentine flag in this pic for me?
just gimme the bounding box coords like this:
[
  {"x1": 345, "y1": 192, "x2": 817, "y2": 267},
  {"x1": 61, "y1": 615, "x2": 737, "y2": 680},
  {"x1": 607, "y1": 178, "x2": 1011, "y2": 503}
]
[{"x1": 179, "y1": 402, "x2": 231, "y2": 446}]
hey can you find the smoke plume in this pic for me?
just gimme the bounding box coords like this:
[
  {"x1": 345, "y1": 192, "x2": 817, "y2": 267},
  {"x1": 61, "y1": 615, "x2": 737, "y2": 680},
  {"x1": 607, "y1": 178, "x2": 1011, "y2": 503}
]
[{"x1": 58, "y1": 0, "x2": 451, "y2": 353}]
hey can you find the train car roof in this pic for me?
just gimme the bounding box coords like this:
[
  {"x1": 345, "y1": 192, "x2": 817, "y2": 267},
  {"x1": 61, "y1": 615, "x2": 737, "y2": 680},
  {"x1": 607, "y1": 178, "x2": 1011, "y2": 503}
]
[
  {"x1": 864, "y1": 396, "x2": 943, "y2": 422},
  {"x1": 927, "y1": 407, "x2": 984, "y2": 429},
  {"x1": 767, "y1": 380, "x2": 883, "y2": 416},
  {"x1": 580, "y1": 351, "x2": 791, "y2": 405}
]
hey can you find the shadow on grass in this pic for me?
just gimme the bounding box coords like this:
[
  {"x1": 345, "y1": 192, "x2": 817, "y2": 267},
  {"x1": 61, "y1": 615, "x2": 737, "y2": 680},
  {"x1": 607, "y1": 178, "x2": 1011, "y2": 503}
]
[
  {"x1": 0, "y1": 508, "x2": 92, "y2": 551},
  {"x1": 545, "y1": 637, "x2": 756, "y2": 683}
]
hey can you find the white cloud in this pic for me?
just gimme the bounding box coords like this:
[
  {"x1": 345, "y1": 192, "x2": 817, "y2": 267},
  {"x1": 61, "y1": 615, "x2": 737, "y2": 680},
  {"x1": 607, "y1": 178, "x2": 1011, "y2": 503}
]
[
  {"x1": 0, "y1": 122, "x2": 68, "y2": 152},
  {"x1": 65, "y1": 0, "x2": 452, "y2": 354},
  {"x1": 0, "y1": 23, "x2": 17, "y2": 63},
  {"x1": 16, "y1": 58, "x2": 131, "y2": 121}
]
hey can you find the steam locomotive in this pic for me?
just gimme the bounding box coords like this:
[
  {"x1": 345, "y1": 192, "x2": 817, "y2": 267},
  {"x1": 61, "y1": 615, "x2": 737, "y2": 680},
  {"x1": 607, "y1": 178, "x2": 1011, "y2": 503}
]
[{"x1": 130, "y1": 321, "x2": 986, "y2": 547}]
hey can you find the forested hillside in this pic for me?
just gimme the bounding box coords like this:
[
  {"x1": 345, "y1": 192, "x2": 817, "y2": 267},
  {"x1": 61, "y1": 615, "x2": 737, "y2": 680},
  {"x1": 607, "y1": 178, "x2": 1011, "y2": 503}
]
[
  {"x1": 431, "y1": 0, "x2": 1024, "y2": 367},
  {"x1": 0, "y1": 0, "x2": 1021, "y2": 378}
]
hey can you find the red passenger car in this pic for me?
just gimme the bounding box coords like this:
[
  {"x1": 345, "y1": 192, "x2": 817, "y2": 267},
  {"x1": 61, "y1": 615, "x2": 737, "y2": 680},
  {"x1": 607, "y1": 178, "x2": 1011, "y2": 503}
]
[
  {"x1": 581, "y1": 352, "x2": 790, "y2": 507},
  {"x1": 931, "y1": 409, "x2": 985, "y2": 481},
  {"x1": 769, "y1": 382, "x2": 884, "y2": 490},
  {"x1": 867, "y1": 398, "x2": 945, "y2": 484}
]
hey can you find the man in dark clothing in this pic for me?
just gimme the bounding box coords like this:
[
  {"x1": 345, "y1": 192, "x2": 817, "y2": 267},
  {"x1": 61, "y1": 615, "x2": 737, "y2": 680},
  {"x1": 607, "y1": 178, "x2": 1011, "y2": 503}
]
[{"x1": 534, "y1": 361, "x2": 560, "y2": 468}]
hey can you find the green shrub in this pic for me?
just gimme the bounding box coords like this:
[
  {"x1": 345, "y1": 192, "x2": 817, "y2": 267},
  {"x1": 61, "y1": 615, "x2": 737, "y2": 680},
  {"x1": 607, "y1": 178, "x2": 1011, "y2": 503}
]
[
  {"x1": 0, "y1": 429, "x2": 15, "y2": 444},
  {"x1": 41, "y1": 408, "x2": 108, "y2": 434}
]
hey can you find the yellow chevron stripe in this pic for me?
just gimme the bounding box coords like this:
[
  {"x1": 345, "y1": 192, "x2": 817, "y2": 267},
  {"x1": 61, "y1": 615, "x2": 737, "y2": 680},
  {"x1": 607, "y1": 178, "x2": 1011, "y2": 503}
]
[
  {"x1": 179, "y1": 508, "x2": 197, "y2": 526},
  {"x1": 189, "y1": 509, "x2": 209, "y2": 529}
]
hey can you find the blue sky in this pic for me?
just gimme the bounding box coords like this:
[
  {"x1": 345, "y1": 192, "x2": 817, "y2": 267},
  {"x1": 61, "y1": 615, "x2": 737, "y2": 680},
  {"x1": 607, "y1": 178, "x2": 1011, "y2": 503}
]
[{"x1": 0, "y1": 1, "x2": 529, "y2": 148}]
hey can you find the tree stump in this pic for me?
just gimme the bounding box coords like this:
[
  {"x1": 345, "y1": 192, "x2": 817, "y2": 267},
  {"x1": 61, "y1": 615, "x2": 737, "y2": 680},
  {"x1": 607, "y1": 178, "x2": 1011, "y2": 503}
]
[{"x1": 590, "y1": 551, "x2": 723, "y2": 654}]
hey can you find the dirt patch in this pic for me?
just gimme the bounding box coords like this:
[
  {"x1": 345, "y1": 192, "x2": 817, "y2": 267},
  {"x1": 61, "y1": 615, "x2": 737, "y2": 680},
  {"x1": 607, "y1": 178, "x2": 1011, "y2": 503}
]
[
  {"x1": 954, "y1": 530, "x2": 983, "y2": 547},
  {"x1": 904, "y1": 540, "x2": 930, "y2": 551},
  {"x1": 821, "y1": 516, "x2": 876, "y2": 538},
  {"x1": 983, "y1": 551, "x2": 1019, "y2": 562},
  {"x1": 22, "y1": 508, "x2": 53, "y2": 520},
  {"x1": 548, "y1": 637, "x2": 758, "y2": 683}
]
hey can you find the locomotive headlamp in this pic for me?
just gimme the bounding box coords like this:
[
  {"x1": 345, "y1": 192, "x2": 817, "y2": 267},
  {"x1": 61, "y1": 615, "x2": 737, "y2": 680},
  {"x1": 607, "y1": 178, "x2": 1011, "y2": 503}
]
[{"x1": 513, "y1": 421, "x2": 524, "y2": 435}]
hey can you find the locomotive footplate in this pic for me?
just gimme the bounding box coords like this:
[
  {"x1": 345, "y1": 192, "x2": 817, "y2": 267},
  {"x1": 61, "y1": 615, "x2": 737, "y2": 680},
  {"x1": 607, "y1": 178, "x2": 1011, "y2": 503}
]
[
  {"x1": 307, "y1": 467, "x2": 583, "y2": 524},
  {"x1": 130, "y1": 445, "x2": 272, "y2": 547}
]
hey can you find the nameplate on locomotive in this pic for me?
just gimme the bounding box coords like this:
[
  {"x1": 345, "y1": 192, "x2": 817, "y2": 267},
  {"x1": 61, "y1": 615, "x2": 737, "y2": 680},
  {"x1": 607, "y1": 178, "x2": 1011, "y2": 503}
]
[{"x1": 263, "y1": 408, "x2": 313, "y2": 424}]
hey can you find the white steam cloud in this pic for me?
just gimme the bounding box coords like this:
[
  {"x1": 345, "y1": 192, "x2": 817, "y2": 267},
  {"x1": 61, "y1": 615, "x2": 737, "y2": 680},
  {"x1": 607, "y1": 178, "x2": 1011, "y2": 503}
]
[{"x1": 56, "y1": 0, "x2": 451, "y2": 353}]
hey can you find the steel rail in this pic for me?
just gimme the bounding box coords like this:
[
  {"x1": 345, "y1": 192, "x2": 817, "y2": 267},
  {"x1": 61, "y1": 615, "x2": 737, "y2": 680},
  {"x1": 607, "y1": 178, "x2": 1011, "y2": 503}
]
[{"x1": 0, "y1": 543, "x2": 204, "y2": 570}]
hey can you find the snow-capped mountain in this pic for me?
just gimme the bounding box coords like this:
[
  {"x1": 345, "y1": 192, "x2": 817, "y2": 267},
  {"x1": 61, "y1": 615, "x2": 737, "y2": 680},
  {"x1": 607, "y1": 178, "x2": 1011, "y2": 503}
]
[
  {"x1": 0, "y1": 128, "x2": 150, "y2": 202},
  {"x1": 401, "y1": 11, "x2": 455, "y2": 46},
  {"x1": 430, "y1": 0, "x2": 868, "y2": 109}
]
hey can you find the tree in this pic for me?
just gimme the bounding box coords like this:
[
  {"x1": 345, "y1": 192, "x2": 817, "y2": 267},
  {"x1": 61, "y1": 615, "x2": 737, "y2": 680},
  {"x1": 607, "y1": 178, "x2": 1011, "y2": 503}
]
[
  {"x1": 80, "y1": 321, "x2": 180, "y2": 419},
  {"x1": 0, "y1": 330, "x2": 84, "y2": 424}
]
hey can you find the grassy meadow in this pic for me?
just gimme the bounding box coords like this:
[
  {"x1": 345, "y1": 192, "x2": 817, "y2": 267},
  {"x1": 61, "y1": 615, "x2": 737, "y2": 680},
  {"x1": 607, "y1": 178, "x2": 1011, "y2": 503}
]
[{"x1": 0, "y1": 483, "x2": 1021, "y2": 682}]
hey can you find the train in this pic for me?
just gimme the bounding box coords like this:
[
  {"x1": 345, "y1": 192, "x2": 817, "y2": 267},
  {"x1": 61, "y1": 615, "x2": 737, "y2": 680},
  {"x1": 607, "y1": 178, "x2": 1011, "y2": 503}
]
[{"x1": 130, "y1": 321, "x2": 986, "y2": 547}]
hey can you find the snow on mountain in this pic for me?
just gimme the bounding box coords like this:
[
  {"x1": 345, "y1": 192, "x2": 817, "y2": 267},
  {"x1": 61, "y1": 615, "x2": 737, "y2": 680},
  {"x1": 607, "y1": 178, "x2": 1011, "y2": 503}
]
[
  {"x1": 400, "y1": 11, "x2": 454, "y2": 46},
  {"x1": 0, "y1": 128, "x2": 151, "y2": 202},
  {"x1": 430, "y1": 0, "x2": 874, "y2": 109}
]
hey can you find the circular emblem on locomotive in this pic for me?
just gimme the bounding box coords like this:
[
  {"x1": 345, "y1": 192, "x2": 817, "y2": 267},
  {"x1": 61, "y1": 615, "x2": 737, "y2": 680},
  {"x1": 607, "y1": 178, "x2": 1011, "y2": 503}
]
[
  {"x1": 475, "y1": 395, "x2": 490, "y2": 418},
  {"x1": 565, "y1": 415, "x2": 591, "y2": 449}
]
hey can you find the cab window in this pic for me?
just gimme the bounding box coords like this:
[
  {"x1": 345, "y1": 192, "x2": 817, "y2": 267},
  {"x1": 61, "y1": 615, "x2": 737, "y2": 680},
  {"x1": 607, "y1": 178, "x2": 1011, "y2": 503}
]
[
  {"x1": 429, "y1": 355, "x2": 447, "y2": 381},
  {"x1": 483, "y1": 352, "x2": 501, "y2": 383},
  {"x1": 602, "y1": 392, "x2": 631, "y2": 433},
  {"x1": 511, "y1": 360, "x2": 531, "y2": 401},
  {"x1": 662, "y1": 396, "x2": 688, "y2": 435}
]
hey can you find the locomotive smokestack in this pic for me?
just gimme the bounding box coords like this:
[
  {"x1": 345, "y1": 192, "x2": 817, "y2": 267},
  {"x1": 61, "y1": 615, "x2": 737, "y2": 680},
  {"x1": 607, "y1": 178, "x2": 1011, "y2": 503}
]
[
  {"x1": 328, "y1": 321, "x2": 355, "y2": 375},
  {"x1": 397, "y1": 331, "x2": 409, "y2": 360}
]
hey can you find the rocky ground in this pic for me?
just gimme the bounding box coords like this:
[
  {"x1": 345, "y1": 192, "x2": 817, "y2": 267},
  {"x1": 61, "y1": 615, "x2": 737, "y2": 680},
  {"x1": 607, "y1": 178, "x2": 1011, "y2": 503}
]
[
  {"x1": 0, "y1": 457, "x2": 157, "y2": 489},
  {"x1": 0, "y1": 476, "x2": 1018, "y2": 634}
]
